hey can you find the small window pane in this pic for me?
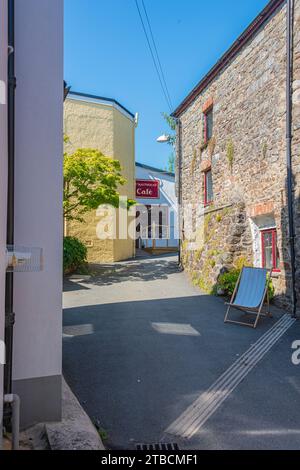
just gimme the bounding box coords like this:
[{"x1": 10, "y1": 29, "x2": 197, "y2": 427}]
[
  {"x1": 262, "y1": 232, "x2": 273, "y2": 269},
  {"x1": 262, "y1": 230, "x2": 279, "y2": 270},
  {"x1": 206, "y1": 109, "x2": 213, "y2": 141},
  {"x1": 205, "y1": 170, "x2": 213, "y2": 204}
]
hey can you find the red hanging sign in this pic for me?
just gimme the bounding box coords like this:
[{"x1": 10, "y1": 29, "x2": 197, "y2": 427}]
[{"x1": 136, "y1": 180, "x2": 160, "y2": 199}]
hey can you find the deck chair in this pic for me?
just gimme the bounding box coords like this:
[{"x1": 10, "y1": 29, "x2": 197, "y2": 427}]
[{"x1": 224, "y1": 267, "x2": 272, "y2": 329}]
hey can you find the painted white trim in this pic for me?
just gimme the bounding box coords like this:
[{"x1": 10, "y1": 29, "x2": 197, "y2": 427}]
[{"x1": 67, "y1": 93, "x2": 135, "y2": 122}]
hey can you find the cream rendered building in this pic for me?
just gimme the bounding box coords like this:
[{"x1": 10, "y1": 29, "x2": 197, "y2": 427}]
[{"x1": 64, "y1": 92, "x2": 137, "y2": 263}]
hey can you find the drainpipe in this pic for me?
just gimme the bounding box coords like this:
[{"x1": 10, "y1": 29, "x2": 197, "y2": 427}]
[
  {"x1": 286, "y1": 0, "x2": 297, "y2": 317},
  {"x1": 4, "y1": 394, "x2": 20, "y2": 450},
  {"x1": 4, "y1": 0, "x2": 16, "y2": 398},
  {"x1": 3, "y1": 0, "x2": 20, "y2": 450},
  {"x1": 175, "y1": 118, "x2": 183, "y2": 268}
]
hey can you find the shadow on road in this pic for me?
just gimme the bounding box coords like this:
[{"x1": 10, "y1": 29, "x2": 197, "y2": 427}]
[{"x1": 72, "y1": 257, "x2": 179, "y2": 288}]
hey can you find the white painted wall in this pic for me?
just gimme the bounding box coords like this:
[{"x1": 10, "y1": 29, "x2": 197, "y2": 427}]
[
  {"x1": 0, "y1": 0, "x2": 8, "y2": 446},
  {"x1": 13, "y1": 0, "x2": 63, "y2": 382},
  {"x1": 135, "y1": 164, "x2": 179, "y2": 248}
]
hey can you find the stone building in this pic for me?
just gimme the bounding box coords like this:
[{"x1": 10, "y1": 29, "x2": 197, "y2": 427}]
[
  {"x1": 172, "y1": 0, "x2": 300, "y2": 310},
  {"x1": 64, "y1": 91, "x2": 137, "y2": 263}
]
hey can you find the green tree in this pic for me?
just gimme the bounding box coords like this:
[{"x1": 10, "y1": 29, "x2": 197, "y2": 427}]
[
  {"x1": 162, "y1": 112, "x2": 176, "y2": 146},
  {"x1": 64, "y1": 143, "x2": 134, "y2": 222},
  {"x1": 162, "y1": 113, "x2": 176, "y2": 173},
  {"x1": 167, "y1": 153, "x2": 175, "y2": 173}
]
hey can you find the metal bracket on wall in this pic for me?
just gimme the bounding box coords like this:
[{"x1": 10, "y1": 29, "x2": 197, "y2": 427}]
[
  {"x1": 6, "y1": 246, "x2": 43, "y2": 272},
  {"x1": 8, "y1": 76, "x2": 16, "y2": 89},
  {"x1": 5, "y1": 312, "x2": 15, "y2": 328}
]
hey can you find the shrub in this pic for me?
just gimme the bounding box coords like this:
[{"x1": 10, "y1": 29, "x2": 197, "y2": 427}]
[
  {"x1": 217, "y1": 269, "x2": 240, "y2": 296},
  {"x1": 63, "y1": 236, "x2": 87, "y2": 275},
  {"x1": 216, "y1": 268, "x2": 275, "y2": 300}
]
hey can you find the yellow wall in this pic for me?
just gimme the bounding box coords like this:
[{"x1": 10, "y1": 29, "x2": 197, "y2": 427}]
[{"x1": 64, "y1": 97, "x2": 135, "y2": 263}]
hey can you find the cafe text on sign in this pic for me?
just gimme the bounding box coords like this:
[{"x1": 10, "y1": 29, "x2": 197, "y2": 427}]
[{"x1": 136, "y1": 179, "x2": 160, "y2": 199}]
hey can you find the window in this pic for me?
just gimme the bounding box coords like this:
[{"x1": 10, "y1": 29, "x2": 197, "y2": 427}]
[
  {"x1": 204, "y1": 169, "x2": 213, "y2": 206},
  {"x1": 261, "y1": 229, "x2": 280, "y2": 271},
  {"x1": 136, "y1": 205, "x2": 169, "y2": 240},
  {"x1": 204, "y1": 107, "x2": 213, "y2": 143}
]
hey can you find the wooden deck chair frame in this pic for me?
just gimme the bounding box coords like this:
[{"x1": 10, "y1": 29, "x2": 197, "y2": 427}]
[{"x1": 224, "y1": 267, "x2": 273, "y2": 329}]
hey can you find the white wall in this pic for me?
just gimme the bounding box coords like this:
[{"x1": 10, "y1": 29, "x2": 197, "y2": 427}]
[
  {"x1": 135, "y1": 165, "x2": 179, "y2": 248},
  {"x1": 12, "y1": 0, "x2": 63, "y2": 426},
  {"x1": 0, "y1": 0, "x2": 8, "y2": 446}
]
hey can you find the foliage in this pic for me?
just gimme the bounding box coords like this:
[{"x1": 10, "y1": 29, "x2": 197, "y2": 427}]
[
  {"x1": 217, "y1": 269, "x2": 240, "y2": 296},
  {"x1": 267, "y1": 276, "x2": 275, "y2": 300},
  {"x1": 63, "y1": 236, "x2": 87, "y2": 274},
  {"x1": 94, "y1": 419, "x2": 109, "y2": 442},
  {"x1": 208, "y1": 136, "x2": 216, "y2": 159},
  {"x1": 216, "y1": 267, "x2": 275, "y2": 300},
  {"x1": 162, "y1": 112, "x2": 176, "y2": 145},
  {"x1": 161, "y1": 113, "x2": 176, "y2": 173},
  {"x1": 226, "y1": 139, "x2": 234, "y2": 171},
  {"x1": 262, "y1": 141, "x2": 268, "y2": 159},
  {"x1": 97, "y1": 428, "x2": 108, "y2": 442},
  {"x1": 64, "y1": 141, "x2": 135, "y2": 222},
  {"x1": 233, "y1": 256, "x2": 249, "y2": 271},
  {"x1": 167, "y1": 153, "x2": 175, "y2": 173}
]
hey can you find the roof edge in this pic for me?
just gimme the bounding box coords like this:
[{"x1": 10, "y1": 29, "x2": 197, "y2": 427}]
[
  {"x1": 68, "y1": 91, "x2": 135, "y2": 119},
  {"x1": 172, "y1": 0, "x2": 285, "y2": 118},
  {"x1": 136, "y1": 162, "x2": 175, "y2": 177}
]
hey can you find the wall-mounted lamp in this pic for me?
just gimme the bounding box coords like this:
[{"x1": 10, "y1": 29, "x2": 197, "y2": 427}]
[{"x1": 156, "y1": 134, "x2": 171, "y2": 143}]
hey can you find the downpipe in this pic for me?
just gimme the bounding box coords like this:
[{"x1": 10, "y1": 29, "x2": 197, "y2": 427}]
[
  {"x1": 286, "y1": 0, "x2": 297, "y2": 318},
  {"x1": 3, "y1": 0, "x2": 20, "y2": 446},
  {"x1": 175, "y1": 118, "x2": 183, "y2": 270},
  {"x1": 3, "y1": 394, "x2": 20, "y2": 450}
]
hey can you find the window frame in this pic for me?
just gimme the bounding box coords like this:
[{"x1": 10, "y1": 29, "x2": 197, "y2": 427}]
[
  {"x1": 261, "y1": 228, "x2": 280, "y2": 272},
  {"x1": 203, "y1": 106, "x2": 213, "y2": 144},
  {"x1": 203, "y1": 169, "x2": 213, "y2": 207}
]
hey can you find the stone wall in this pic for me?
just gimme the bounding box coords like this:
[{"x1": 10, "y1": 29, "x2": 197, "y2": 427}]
[
  {"x1": 178, "y1": 1, "x2": 295, "y2": 306},
  {"x1": 182, "y1": 204, "x2": 252, "y2": 293}
]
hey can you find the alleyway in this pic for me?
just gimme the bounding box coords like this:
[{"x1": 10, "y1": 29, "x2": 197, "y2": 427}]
[{"x1": 63, "y1": 255, "x2": 300, "y2": 450}]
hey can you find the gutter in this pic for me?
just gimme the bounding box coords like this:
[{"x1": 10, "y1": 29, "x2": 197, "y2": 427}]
[
  {"x1": 286, "y1": 0, "x2": 297, "y2": 317},
  {"x1": 68, "y1": 91, "x2": 135, "y2": 120}
]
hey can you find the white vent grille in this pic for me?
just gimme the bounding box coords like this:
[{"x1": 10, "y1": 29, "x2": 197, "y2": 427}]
[{"x1": 6, "y1": 245, "x2": 43, "y2": 272}]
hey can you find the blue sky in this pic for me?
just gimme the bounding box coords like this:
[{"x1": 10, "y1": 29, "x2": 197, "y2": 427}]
[{"x1": 64, "y1": 0, "x2": 270, "y2": 170}]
